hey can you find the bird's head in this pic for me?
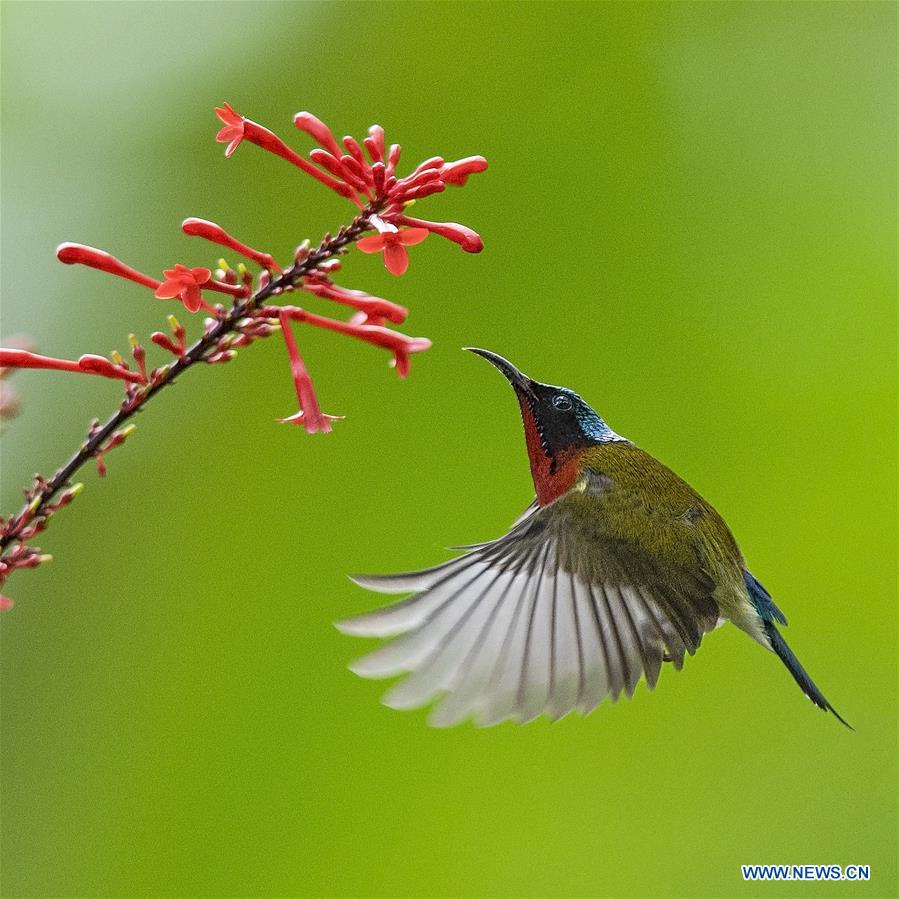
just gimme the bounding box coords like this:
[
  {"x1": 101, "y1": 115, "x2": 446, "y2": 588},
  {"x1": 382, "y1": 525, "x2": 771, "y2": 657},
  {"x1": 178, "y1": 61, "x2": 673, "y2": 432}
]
[{"x1": 465, "y1": 348, "x2": 624, "y2": 504}]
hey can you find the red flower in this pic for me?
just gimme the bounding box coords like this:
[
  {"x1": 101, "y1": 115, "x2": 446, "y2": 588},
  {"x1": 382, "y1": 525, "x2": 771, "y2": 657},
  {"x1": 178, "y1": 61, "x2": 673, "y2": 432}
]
[
  {"x1": 215, "y1": 103, "x2": 245, "y2": 157},
  {"x1": 439, "y1": 156, "x2": 488, "y2": 186},
  {"x1": 276, "y1": 311, "x2": 342, "y2": 435},
  {"x1": 77, "y1": 354, "x2": 145, "y2": 382},
  {"x1": 182, "y1": 218, "x2": 282, "y2": 272},
  {"x1": 0, "y1": 349, "x2": 144, "y2": 384},
  {"x1": 273, "y1": 307, "x2": 431, "y2": 378},
  {"x1": 293, "y1": 112, "x2": 343, "y2": 159},
  {"x1": 154, "y1": 264, "x2": 212, "y2": 313},
  {"x1": 56, "y1": 244, "x2": 161, "y2": 291},
  {"x1": 392, "y1": 214, "x2": 484, "y2": 253},
  {"x1": 219, "y1": 104, "x2": 359, "y2": 203},
  {"x1": 0, "y1": 595, "x2": 13, "y2": 612},
  {"x1": 356, "y1": 227, "x2": 429, "y2": 276},
  {"x1": 301, "y1": 276, "x2": 407, "y2": 325}
]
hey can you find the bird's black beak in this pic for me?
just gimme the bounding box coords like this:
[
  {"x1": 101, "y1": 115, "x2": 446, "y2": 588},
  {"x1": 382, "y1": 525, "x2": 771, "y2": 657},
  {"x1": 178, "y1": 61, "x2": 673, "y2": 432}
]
[{"x1": 464, "y1": 347, "x2": 538, "y2": 400}]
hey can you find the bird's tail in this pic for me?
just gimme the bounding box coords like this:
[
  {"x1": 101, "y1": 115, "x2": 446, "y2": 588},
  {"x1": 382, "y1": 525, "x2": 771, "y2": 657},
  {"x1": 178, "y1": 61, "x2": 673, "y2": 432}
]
[{"x1": 763, "y1": 620, "x2": 852, "y2": 729}]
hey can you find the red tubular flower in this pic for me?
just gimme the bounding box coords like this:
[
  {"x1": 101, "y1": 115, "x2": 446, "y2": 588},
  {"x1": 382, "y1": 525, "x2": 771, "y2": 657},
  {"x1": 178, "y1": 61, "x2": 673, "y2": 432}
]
[
  {"x1": 150, "y1": 314, "x2": 187, "y2": 357},
  {"x1": 0, "y1": 349, "x2": 144, "y2": 384},
  {"x1": 56, "y1": 243, "x2": 161, "y2": 291},
  {"x1": 215, "y1": 103, "x2": 245, "y2": 157},
  {"x1": 309, "y1": 149, "x2": 370, "y2": 195},
  {"x1": 410, "y1": 156, "x2": 444, "y2": 176},
  {"x1": 277, "y1": 307, "x2": 431, "y2": 378},
  {"x1": 364, "y1": 124, "x2": 385, "y2": 163},
  {"x1": 339, "y1": 154, "x2": 370, "y2": 187},
  {"x1": 276, "y1": 310, "x2": 341, "y2": 434},
  {"x1": 203, "y1": 278, "x2": 250, "y2": 300},
  {"x1": 293, "y1": 112, "x2": 344, "y2": 160},
  {"x1": 439, "y1": 156, "x2": 488, "y2": 186},
  {"x1": 386, "y1": 143, "x2": 402, "y2": 176},
  {"x1": 217, "y1": 103, "x2": 358, "y2": 203},
  {"x1": 371, "y1": 162, "x2": 387, "y2": 196},
  {"x1": 301, "y1": 277, "x2": 407, "y2": 325},
  {"x1": 154, "y1": 264, "x2": 212, "y2": 313},
  {"x1": 394, "y1": 167, "x2": 442, "y2": 197},
  {"x1": 392, "y1": 214, "x2": 484, "y2": 253},
  {"x1": 356, "y1": 226, "x2": 429, "y2": 276},
  {"x1": 78, "y1": 354, "x2": 144, "y2": 382},
  {"x1": 341, "y1": 135, "x2": 371, "y2": 186},
  {"x1": 150, "y1": 332, "x2": 180, "y2": 355},
  {"x1": 0, "y1": 335, "x2": 34, "y2": 375},
  {"x1": 0, "y1": 595, "x2": 13, "y2": 612},
  {"x1": 181, "y1": 218, "x2": 282, "y2": 272},
  {"x1": 398, "y1": 181, "x2": 446, "y2": 203}
]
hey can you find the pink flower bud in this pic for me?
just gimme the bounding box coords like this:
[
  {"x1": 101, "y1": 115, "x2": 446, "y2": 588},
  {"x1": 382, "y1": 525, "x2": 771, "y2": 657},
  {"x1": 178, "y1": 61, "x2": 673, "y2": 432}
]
[
  {"x1": 394, "y1": 215, "x2": 484, "y2": 253},
  {"x1": 56, "y1": 244, "x2": 161, "y2": 291},
  {"x1": 340, "y1": 154, "x2": 372, "y2": 188},
  {"x1": 364, "y1": 124, "x2": 385, "y2": 163},
  {"x1": 398, "y1": 181, "x2": 446, "y2": 202},
  {"x1": 372, "y1": 161, "x2": 386, "y2": 196},
  {"x1": 309, "y1": 149, "x2": 367, "y2": 194},
  {"x1": 386, "y1": 143, "x2": 402, "y2": 176},
  {"x1": 204, "y1": 278, "x2": 250, "y2": 300},
  {"x1": 440, "y1": 156, "x2": 488, "y2": 186},
  {"x1": 78, "y1": 354, "x2": 145, "y2": 383},
  {"x1": 342, "y1": 135, "x2": 367, "y2": 168},
  {"x1": 412, "y1": 156, "x2": 444, "y2": 176},
  {"x1": 302, "y1": 277, "x2": 407, "y2": 324},
  {"x1": 181, "y1": 218, "x2": 282, "y2": 272},
  {"x1": 395, "y1": 167, "x2": 441, "y2": 193},
  {"x1": 293, "y1": 111, "x2": 344, "y2": 159},
  {"x1": 151, "y1": 332, "x2": 179, "y2": 356},
  {"x1": 0, "y1": 349, "x2": 143, "y2": 384}
]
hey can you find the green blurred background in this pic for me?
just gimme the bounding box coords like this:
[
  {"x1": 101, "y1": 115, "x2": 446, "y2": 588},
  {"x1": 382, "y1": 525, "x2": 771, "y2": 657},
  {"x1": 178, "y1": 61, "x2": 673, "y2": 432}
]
[{"x1": 1, "y1": 2, "x2": 895, "y2": 897}]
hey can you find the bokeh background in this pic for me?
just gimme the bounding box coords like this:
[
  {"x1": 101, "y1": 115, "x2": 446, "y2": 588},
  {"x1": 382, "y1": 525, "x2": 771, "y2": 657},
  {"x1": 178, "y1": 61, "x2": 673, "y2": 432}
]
[{"x1": 1, "y1": 2, "x2": 896, "y2": 897}]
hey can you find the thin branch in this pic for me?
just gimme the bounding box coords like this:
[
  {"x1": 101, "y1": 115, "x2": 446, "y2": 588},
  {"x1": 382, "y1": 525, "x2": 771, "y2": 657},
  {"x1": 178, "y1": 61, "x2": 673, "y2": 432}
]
[{"x1": 0, "y1": 203, "x2": 380, "y2": 557}]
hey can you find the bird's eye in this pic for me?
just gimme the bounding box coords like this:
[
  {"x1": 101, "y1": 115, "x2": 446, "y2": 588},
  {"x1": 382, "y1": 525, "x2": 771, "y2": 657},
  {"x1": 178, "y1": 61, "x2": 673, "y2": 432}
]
[{"x1": 552, "y1": 394, "x2": 572, "y2": 411}]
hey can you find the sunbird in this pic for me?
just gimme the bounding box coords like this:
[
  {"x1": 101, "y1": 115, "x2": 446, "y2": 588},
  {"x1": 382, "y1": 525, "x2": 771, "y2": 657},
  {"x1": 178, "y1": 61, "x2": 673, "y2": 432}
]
[{"x1": 338, "y1": 348, "x2": 849, "y2": 729}]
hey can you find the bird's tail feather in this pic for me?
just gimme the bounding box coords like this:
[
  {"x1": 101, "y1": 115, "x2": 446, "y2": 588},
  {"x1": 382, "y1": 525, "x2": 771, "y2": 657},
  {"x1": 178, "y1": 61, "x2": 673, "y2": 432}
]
[{"x1": 763, "y1": 621, "x2": 852, "y2": 729}]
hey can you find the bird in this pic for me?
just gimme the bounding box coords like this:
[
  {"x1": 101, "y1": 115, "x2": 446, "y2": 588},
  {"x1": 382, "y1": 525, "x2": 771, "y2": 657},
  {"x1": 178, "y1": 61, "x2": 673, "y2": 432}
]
[{"x1": 336, "y1": 348, "x2": 849, "y2": 729}]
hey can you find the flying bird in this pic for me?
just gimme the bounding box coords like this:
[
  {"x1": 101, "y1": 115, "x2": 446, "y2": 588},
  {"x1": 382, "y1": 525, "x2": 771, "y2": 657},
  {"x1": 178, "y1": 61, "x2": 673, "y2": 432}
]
[{"x1": 337, "y1": 348, "x2": 849, "y2": 729}]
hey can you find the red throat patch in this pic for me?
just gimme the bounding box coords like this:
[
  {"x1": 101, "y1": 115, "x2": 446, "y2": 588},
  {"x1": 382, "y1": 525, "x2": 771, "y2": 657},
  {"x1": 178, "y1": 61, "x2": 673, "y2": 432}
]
[{"x1": 520, "y1": 401, "x2": 582, "y2": 505}]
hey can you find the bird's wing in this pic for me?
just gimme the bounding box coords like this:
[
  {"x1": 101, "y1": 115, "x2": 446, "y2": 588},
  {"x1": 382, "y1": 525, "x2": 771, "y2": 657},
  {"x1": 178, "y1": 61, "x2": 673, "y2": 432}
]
[
  {"x1": 448, "y1": 497, "x2": 539, "y2": 550},
  {"x1": 337, "y1": 490, "x2": 721, "y2": 727}
]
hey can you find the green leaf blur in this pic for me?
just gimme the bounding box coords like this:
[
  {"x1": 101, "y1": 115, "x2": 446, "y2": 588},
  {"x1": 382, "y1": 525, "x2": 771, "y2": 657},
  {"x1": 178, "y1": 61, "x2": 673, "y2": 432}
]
[{"x1": 1, "y1": 2, "x2": 895, "y2": 897}]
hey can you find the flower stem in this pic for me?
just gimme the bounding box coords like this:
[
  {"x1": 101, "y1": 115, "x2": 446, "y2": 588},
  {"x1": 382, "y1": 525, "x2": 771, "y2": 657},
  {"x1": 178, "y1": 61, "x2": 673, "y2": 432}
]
[{"x1": 0, "y1": 204, "x2": 380, "y2": 557}]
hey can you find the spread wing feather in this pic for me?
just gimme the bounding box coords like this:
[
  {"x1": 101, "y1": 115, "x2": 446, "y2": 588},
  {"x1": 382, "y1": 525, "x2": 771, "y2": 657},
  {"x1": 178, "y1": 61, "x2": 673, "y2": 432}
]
[{"x1": 337, "y1": 493, "x2": 721, "y2": 726}]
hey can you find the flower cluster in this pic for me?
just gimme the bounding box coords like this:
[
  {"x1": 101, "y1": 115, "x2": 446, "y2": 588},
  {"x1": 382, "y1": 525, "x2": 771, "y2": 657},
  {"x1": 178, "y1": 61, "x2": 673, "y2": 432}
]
[
  {"x1": 218, "y1": 104, "x2": 487, "y2": 275},
  {"x1": 0, "y1": 104, "x2": 487, "y2": 610}
]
